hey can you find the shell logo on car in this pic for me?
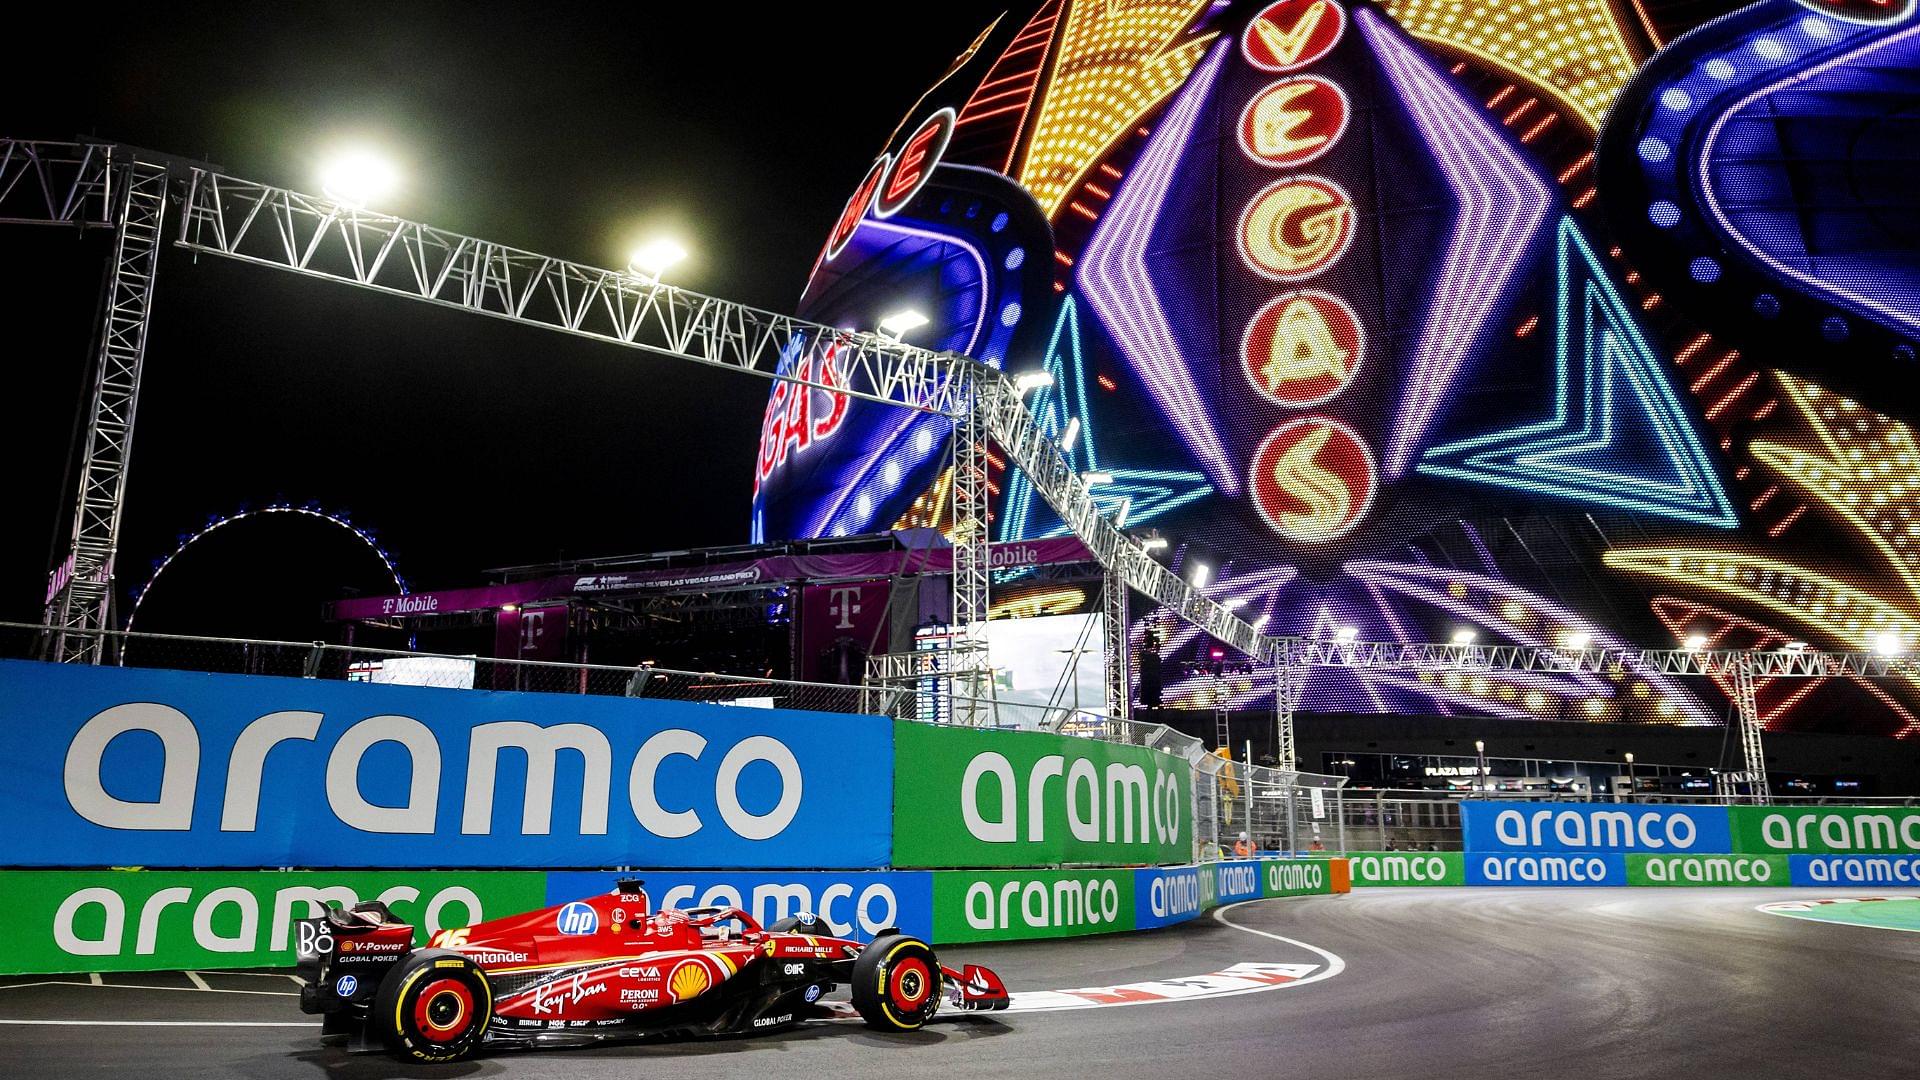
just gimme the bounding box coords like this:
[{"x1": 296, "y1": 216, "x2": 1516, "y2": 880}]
[{"x1": 668, "y1": 960, "x2": 712, "y2": 1002}]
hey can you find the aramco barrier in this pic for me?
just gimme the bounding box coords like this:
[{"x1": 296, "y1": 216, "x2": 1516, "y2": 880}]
[
  {"x1": 0, "y1": 860, "x2": 1348, "y2": 973},
  {"x1": 0, "y1": 656, "x2": 1347, "y2": 974},
  {"x1": 1347, "y1": 802, "x2": 1920, "y2": 887}
]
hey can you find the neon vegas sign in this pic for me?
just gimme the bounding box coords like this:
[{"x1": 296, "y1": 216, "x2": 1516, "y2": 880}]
[{"x1": 1236, "y1": 0, "x2": 1376, "y2": 544}]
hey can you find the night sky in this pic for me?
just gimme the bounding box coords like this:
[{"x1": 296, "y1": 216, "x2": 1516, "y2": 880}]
[{"x1": 2, "y1": 1, "x2": 1009, "y2": 637}]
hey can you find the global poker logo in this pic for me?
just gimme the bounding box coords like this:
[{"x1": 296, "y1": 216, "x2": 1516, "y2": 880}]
[{"x1": 556, "y1": 901, "x2": 599, "y2": 936}]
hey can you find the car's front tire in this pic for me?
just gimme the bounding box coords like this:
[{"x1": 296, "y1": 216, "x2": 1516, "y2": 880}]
[
  {"x1": 851, "y1": 934, "x2": 941, "y2": 1031},
  {"x1": 372, "y1": 949, "x2": 491, "y2": 1062}
]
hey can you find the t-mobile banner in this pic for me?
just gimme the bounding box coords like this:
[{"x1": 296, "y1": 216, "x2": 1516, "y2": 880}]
[
  {"x1": 800, "y1": 579, "x2": 891, "y2": 684},
  {"x1": 1, "y1": 659, "x2": 893, "y2": 869}
]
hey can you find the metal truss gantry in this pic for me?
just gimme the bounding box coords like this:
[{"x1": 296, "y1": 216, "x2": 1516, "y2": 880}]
[
  {"x1": 166, "y1": 157, "x2": 1274, "y2": 720},
  {"x1": 0, "y1": 140, "x2": 115, "y2": 226},
  {"x1": 36, "y1": 150, "x2": 170, "y2": 661},
  {"x1": 0, "y1": 137, "x2": 1888, "y2": 785},
  {"x1": 1102, "y1": 568, "x2": 1130, "y2": 724}
]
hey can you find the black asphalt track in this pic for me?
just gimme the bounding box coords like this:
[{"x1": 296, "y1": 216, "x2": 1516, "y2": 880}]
[{"x1": 4, "y1": 888, "x2": 1917, "y2": 1079}]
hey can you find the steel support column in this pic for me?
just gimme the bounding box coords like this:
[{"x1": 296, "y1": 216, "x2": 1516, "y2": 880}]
[
  {"x1": 1275, "y1": 636, "x2": 1302, "y2": 773},
  {"x1": 1728, "y1": 657, "x2": 1771, "y2": 802},
  {"x1": 948, "y1": 383, "x2": 992, "y2": 724},
  {"x1": 1102, "y1": 569, "x2": 1130, "y2": 724},
  {"x1": 45, "y1": 155, "x2": 169, "y2": 662}
]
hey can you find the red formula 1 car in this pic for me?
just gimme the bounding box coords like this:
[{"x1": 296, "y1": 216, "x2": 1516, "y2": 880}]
[{"x1": 293, "y1": 878, "x2": 1009, "y2": 1062}]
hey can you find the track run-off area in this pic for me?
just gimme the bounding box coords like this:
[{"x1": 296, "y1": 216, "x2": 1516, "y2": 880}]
[{"x1": 4, "y1": 888, "x2": 1918, "y2": 1080}]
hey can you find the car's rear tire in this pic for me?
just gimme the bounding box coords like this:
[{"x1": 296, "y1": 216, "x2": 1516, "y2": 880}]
[
  {"x1": 851, "y1": 934, "x2": 940, "y2": 1031},
  {"x1": 372, "y1": 949, "x2": 491, "y2": 1062}
]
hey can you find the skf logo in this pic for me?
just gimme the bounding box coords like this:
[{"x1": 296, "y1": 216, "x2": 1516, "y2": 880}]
[
  {"x1": 668, "y1": 960, "x2": 712, "y2": 1002},
  {"x1": 1249, "y1": 418, "x2": 1376, "y2": 543},
  {"x1": 555, "y1": 901, "x2": 599, "y2": 936},
  {"x1": 1243, "y1": 0, "x2": 1346, "y2": 72}
]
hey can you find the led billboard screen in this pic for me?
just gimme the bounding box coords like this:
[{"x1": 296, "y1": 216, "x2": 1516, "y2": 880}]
[{"x1": 754, "y1": 0, "x2": 1920, "y2": 736}]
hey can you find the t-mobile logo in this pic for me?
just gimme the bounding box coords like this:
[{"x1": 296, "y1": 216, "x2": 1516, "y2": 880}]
[{"x1": 828, "y1": 586, "x2": 864, "y2": 630}]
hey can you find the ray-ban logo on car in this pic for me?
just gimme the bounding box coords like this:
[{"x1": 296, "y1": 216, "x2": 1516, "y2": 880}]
[{"x1": 556, "y1": 901, "x2": 599, "y2": 935}]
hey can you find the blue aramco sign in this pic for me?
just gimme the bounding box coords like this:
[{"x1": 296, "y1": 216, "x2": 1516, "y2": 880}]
[
  {"x1": 3, "y1": 660, "x2": 893, "y2": 868},
  {"x1": 1462, "y1": 802, "x2": 1732, "y2": 854}
]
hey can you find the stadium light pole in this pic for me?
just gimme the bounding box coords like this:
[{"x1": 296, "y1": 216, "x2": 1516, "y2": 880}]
[
  {"x1": 1014, "y1": 370, "x2": 1055, "y2": 394},
  {"x1": 1474, "y1": 739, "x2": 1488, "y2": 798},
  {"x1": 1625, "y1": 751, "x2": 1637, "y2": 803}
]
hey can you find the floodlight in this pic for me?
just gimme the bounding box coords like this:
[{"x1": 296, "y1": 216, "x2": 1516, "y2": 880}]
[
  {"x1": 628, "y1": 237, "x2": 689, "y2": 280},
  {"x1": 318, "y1": 149, "x2": 399, "y2": 209},
  {"x1": 877, "y1": 309, "x2": 930, "y2": 340}
]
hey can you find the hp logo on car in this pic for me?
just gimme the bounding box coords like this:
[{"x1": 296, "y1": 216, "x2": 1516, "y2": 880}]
[
  {"x1": 556, "y1": 901, "x2": 599, "y2": 936},
  {"x1": 334, "y1": 975, "x2": 358, "y2": 997}
]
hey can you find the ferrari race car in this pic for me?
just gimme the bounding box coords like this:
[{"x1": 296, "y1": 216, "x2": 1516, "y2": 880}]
[{"x1": 294, "y1": 878, "x2": 1009, "y2": 1061}]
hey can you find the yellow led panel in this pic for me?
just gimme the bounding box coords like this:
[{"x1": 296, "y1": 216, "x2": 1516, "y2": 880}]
[
  {"x1": 893, "y1": 464, "x2": 955, "y2": 533},
  {"x1": 1604, "y1": 548, "x2": 1920, "y2": 668},
  {"x1": 988, "y1": 587, "x2": 1088, "y2": 619},
  {"x1": 1750, "y1": 372, "x2": 1920, "y2": 600},
  {"x1": 1018, "y1": 0, "x2": 1216, "y2": 218},
  {"x1": 1380, "y1": 0, "x2": 1641, "y2": 129}
]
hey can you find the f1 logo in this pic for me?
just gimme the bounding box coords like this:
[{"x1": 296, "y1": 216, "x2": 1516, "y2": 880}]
[{"x1": 828, "y1": 586, "x2": 864, "y2": 630}]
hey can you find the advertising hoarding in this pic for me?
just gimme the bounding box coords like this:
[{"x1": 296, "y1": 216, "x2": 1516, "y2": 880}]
[
  {"x1": 1461, "y1": 802, "x2": 1732, "y2": 854},
  {"x1": 2, "y1": 660, "x2": 893, "y2": 869},
  {"x1": 1346, "y1": 851, "x2": 1465, "y2": 887},
  {"x1": 0, "y1": 870, "x2": 547, "y2": 975},
  {"x1": 1729, "y1": 807, "x2": 1920, "y2": 855},
  {"x1": 891, "y1": 722, "x2": 1191, "y2": 868},
  {"x1": 544, "y1": 870, "x2": 932, "y2": 943},
  {"x1": 1624, "y1": 854, "x2": 1789, "y2": 887}
]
